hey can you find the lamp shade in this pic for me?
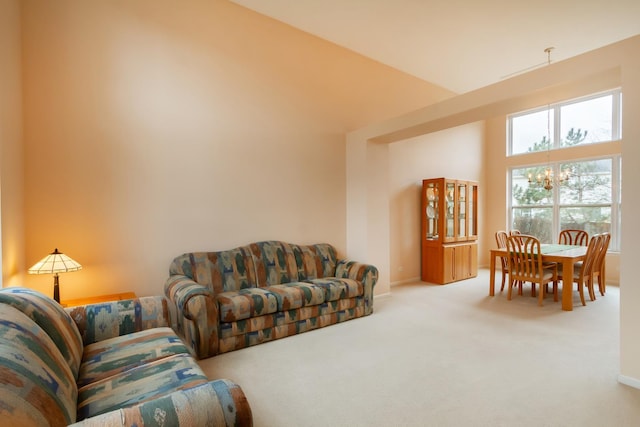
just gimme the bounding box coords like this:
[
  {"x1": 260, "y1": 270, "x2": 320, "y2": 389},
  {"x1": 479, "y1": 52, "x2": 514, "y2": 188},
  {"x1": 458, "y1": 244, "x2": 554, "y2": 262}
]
[{"x1": 28, "y1": 248, "x2": 82, "y2": 274}]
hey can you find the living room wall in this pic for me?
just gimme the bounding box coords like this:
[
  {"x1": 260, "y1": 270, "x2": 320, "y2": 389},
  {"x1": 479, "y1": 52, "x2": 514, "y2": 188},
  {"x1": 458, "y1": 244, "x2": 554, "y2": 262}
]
[
  {"x1": 17, "y1": 0, "x2": 453, "y2": 299},
  {"x1": 0, "y1": 0, "x2": 25, "y2": 288}
]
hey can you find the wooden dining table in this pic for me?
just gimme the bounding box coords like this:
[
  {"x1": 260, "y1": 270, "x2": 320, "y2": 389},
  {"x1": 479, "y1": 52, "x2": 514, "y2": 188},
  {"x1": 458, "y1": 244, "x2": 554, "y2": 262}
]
[{"x1": 489, "y1": 244, "x2": 588, "y2": 311}]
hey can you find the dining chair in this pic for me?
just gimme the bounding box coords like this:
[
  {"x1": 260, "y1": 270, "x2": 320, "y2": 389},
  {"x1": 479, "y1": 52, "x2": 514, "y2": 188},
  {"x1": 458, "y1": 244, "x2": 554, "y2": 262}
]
[
  {"x1": 557, "y1": 233, "x2": 603, "y2": 306},
  {"x1": 506, "y1": 234, "x2": 558, "y2": 306},
  {"x1": 495, "y1": 231, "x2": 511, "y2": 292},
  {"x1": 590, "y1": 232, "x2": 611, "y2": 299},
  {"x1": 558, "y1": 229, "x2": 589, "y2": 246}
]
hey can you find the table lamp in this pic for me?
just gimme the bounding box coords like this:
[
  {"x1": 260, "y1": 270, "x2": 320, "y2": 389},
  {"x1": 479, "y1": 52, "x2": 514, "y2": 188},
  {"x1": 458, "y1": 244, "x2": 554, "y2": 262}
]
[{"x1": 28, "y1": 248, "x2": 82, "y2": 303}]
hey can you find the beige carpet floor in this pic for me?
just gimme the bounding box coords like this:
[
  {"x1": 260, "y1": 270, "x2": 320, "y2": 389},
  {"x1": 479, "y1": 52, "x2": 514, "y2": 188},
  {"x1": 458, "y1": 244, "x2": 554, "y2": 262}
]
[{"x1": 199, "y1": 268, "x2": 640, "y2": 427}]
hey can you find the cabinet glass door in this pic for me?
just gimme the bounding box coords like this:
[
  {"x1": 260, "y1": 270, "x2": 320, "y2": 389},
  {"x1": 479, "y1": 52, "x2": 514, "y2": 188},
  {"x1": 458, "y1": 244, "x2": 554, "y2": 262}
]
[
  {"x1": 457, "y1": 183, "x2": 466, "y2": 238},
  {"x1": 425, "y1": 181, "x2": 439, "y2": 240},
  {"x1": 469, "y1": 183, "x2": 478, "y2": 238},
  {"x1": 445, "y1": 181, "x2": 455, "y2": 239}
]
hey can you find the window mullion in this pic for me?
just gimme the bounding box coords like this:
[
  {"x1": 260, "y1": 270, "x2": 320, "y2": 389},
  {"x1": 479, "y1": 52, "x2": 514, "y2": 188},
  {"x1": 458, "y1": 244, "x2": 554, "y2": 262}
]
[
  {"x1": 553, "y1": 105, "x2": 561, "y2": 148},
  {"x1": 613, "y1": 91, "x2": 622, "y2": 141}
]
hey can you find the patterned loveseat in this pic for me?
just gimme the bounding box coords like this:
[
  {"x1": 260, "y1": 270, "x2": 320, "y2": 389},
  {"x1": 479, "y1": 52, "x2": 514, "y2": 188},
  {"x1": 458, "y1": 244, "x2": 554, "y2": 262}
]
[
  {"x1": 0, "y1": 287, "x2": 252, "y2": 427},
  {"x1": 165, "y1": 241, "x2": 378, "y2": 359}
]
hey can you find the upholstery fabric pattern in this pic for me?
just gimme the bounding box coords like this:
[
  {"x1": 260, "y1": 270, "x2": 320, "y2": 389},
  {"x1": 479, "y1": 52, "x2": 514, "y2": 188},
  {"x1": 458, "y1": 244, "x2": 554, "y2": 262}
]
[
  {"x1": 266, "y1": 282, "x2": 326, "y2": 310},
  {"x1": 0, "y1": 303, "x2": 78, "y2": 426},
  {"x1": 218, "y1": 288, "x2": 279, "y2": 322},
  {"x1": 0, "y1": 287, "x2": 84, "y2": 378},
  {"x1": 77, "y1": 327, "x2": 191, "y2": 387},
  {"x1": 308, "y1": 277, "x2": 363, "y2": 301},
  {"x1": 169, "y1": 248, "x2": 256, "y2": 294},
  {"x1": 219, "y1": 297, "x2": 360, "y2": 340},
  {"x1": 66, "y1": 297, "x2": 172, "y2": 345},
  {"x1": 77, "y1": 353, "x2": 208, "y2": 421},
  {"x1": 69, "y1": 380, "x2": 252, "y2": 427}
]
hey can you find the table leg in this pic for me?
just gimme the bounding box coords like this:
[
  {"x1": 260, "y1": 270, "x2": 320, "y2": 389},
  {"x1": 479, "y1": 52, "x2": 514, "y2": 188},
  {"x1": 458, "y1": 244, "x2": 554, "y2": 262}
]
[
  {"x1": 489, "y1": 252, "x2": 496, "y2": 296},
  {"x1": 561, "y1": 259, "x2": 574, "y2": 311}
]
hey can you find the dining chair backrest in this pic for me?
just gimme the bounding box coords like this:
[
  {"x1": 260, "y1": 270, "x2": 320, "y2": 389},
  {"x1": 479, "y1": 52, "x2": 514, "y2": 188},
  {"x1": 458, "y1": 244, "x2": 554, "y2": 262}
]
[
  {"x1": 509, "y1": 229, "x2": 523, "y2": 244},
  {"x1": 506, "y1": 234, "x2": 545, "y2": 282},
  {"x1": 594, "y1": 232, "x2": 611, "y2": 272},
  {"x1": 495, "y1": 231, "x2": 508, "y2": 249},
  {"x1": 558, "y1": 229, "x2": 589, "y2": 246},
  {"x1": 495, "y1": 230, "x2": 509, "y2": 275},
  {"x1": 579, "y1": 234, "x2": 603, "y2": 278}
]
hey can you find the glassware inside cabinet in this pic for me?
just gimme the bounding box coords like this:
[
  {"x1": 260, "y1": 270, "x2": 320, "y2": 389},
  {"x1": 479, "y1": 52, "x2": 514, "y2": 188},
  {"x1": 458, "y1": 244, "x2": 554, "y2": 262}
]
[{"x1": 425, "y1": 182, "x2": 439, "y2": 240}]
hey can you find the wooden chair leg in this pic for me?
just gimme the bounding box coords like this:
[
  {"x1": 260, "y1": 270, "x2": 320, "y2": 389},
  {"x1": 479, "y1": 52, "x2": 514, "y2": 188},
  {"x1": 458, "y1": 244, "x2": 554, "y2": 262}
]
[
  {"x1": 500, "y1": 270, "x2": 506, "y2": 292},
  {"x1": 578, "y1": 281, "x2": 586, "y2": 306},
  {"x1": 598, "y1": 275, "x2": 605, "y2": 296},
  {"x1": 538, "y1": 282, "x2": 545, "y2": 306}
]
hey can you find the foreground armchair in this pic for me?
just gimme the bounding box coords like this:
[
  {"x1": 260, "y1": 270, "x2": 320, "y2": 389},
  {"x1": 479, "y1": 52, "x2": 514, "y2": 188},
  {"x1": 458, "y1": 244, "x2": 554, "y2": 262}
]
[{"x1": 0, "y1": 287, "x2": 252, "y2": 426}]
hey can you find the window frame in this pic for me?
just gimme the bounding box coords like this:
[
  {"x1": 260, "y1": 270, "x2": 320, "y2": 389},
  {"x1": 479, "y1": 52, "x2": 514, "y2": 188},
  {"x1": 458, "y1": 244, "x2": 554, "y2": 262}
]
[{"x1": 508, "y1": 88, "x2": 622, "y2": 156}]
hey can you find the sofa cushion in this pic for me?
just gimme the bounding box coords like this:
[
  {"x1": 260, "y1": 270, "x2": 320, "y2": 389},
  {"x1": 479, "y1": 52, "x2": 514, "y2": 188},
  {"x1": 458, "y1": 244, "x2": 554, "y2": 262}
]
[
  {"x1": 250, "y1": 241, "x2": 339, "y2": 286},
  {"x1": 76, "y1": 353, "x2": 208, "y2": 421},
  {"x1": 169, "y1": 247, "x2": 256, "y2": 294},
  {"x1": 0, "y1": 287, "x2": 84, "y2": 379},
  {"x1": 77, "y1": 327, "x2": 191, "y2": 388},
  {"x1": 308, "y1": 278, "x2": 364, "y2": 302},
  {"x1": 66, "y1": 298, "x2": 173, "y2": 346},
  {"x1": 0, "y1": 303, "x2": 78, "y2": 426},
  {"x1": 266, "y1": 282, "x2": 326, "y2": 310},
  {"x1": 217, "y1": 288, "x2": 279, "y2": 322}
]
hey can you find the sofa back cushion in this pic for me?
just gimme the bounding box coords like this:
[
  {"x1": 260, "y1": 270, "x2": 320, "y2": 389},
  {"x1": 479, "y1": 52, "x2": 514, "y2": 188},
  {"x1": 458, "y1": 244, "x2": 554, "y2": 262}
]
[
  {"x1": 0, "y1": 287, "x2": 83, "y2": 379},
  {"x1": 250, "y1": 241, "x2": 338, "y2": 287},
  {"x1": 169, "y1": 241, "x2": 338, "y2": 292},
  {"x1": 0, "y1": 303, "x2": 78, "y2": 426},
  {"x1": 169, "y1": 246, "x2": 257, "y2": 294}
]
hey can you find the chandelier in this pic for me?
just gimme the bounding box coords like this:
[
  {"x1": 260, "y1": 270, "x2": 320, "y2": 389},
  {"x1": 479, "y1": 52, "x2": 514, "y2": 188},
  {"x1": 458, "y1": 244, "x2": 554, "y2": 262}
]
[
  {"x1": 528, "y1": 166, "x2": 570, "y2": 191},
  {"x1": 527, "y1": 47, "x2": 571, "y2": 191}
]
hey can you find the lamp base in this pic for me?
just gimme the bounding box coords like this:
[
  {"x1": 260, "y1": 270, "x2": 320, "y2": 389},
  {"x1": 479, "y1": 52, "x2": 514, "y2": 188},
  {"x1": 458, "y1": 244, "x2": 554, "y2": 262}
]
[{"x1": 53, "y1": 273, "x2": 60, "y2": 303}]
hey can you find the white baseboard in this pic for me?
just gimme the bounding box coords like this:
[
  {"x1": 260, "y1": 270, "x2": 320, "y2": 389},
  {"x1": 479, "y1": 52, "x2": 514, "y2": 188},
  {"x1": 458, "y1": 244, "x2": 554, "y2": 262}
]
[
  {"x1": 390, "y1": 277, "x2": 421, "y2": 287},
  {"x1": 373, "y1": 291, "x2": 391, "y2": 299},
  {"x1": 618, "y1": 374, "x2": 640, "y2": 390}
]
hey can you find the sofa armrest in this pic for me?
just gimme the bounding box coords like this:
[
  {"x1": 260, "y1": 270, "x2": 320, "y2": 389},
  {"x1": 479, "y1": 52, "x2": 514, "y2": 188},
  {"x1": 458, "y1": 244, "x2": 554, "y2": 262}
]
[
  {"x1": 335, "y1": 260, "x2": 379, "y2": 315},
  {"x1": 65, "y1": 296, "x2": 174, "y2": 346},
  {"x1": 164, "y1": 275, "x2": 220, "y2": 359},
  {"x1": 68, "y1": 379, "x2": 253, "y2": 427}
]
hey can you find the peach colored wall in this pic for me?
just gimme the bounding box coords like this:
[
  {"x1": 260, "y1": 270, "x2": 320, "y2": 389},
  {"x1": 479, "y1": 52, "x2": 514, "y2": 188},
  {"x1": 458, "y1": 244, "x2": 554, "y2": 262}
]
[
  {"x1": 19, "y1": 0, "x2": 451, "y2": 299},
  {"x1": 388, "y1": 123, "x2": 484, "y2": 284},
  {"x1": 0, "y1": 0, "x2": 25, "y2": 288}
]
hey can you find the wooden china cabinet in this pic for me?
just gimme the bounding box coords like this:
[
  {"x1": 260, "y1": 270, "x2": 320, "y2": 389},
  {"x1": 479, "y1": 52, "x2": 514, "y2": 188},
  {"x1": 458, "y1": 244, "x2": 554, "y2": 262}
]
[{"x1": 421, "y1": 178, "x2": 479, "y2": 284}]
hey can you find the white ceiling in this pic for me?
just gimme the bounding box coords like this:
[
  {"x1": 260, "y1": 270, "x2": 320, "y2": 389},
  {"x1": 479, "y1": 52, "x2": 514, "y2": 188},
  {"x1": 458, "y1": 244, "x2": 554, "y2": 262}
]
[{"x1": 230, "y1": 0, "x2": 640, "y2": 94}]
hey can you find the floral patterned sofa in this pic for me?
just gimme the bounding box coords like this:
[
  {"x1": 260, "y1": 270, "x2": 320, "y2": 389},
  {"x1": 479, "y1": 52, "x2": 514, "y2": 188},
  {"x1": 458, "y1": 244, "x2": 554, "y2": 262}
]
[
  {"x1": 165, "y1": 241, "x2": 379, "y2": 359},
  {"x1": 0, "y1": 287, "x2": 252, "y2": 427}
]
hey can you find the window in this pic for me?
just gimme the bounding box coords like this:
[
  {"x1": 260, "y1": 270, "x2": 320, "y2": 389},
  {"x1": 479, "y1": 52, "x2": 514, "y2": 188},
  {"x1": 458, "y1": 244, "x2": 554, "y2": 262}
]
[
  {"x1": 507, "y1": 89, "x2": 622, "y2": 251},
  {"x1": 509, "y1": 89, "x2": 621, "y2": 156},
  {"x1": 510, "y1": 157, "x2": 621, "y2": 250}
]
